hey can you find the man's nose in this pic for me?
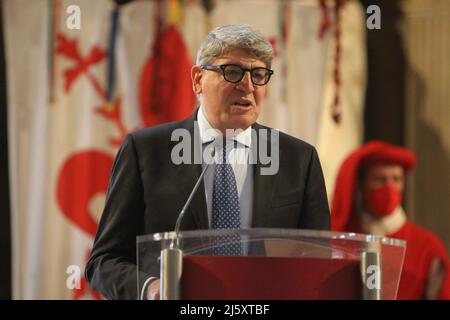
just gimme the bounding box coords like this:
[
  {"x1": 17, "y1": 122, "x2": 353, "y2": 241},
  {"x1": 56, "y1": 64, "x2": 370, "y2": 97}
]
[{"x1": 236, "y1": 71, "x2": 255, "y2": 93}]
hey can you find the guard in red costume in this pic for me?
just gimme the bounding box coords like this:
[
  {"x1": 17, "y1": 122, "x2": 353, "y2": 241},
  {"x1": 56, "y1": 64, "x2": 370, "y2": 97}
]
[{"x1": 332, "y1": 141, "x2": 450, "y2": 299}]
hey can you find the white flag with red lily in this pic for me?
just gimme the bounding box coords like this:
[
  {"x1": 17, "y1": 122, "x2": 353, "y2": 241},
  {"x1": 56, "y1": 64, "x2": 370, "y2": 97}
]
[{"x1": 47, "y1": 0, "x2": 116, "y2": 299}]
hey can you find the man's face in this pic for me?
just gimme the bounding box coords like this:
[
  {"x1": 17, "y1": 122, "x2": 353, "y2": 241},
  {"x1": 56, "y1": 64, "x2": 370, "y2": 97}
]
[
  {"x1": 191, "y1": 48, "x2": 268, "y2": 133},
  {"x1": 361, "y1": 164, "x2": 405, "y2": 195}
]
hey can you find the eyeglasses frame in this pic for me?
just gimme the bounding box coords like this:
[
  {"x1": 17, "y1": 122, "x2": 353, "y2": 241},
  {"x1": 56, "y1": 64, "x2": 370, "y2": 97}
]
[{"x1": 201, "y1": 64, "x2": 274, "y2": 86}]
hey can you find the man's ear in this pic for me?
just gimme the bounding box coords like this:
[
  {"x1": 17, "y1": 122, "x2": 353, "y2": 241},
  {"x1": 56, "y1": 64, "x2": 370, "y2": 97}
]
[{"x1": 191, "y1": 65, "x2": 203, "y2": 94}]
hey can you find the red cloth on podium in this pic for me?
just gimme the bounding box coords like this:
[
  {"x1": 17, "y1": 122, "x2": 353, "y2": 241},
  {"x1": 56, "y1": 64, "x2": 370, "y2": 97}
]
[{"x1": 181, "y1": 256, "x2": 361, "y2": 299}]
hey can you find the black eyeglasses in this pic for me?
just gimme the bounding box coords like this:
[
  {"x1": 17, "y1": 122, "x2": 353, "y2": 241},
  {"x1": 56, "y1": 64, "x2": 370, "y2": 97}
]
[{"x1": 201, "y1": 64, "x2": 274, "y2": 86}]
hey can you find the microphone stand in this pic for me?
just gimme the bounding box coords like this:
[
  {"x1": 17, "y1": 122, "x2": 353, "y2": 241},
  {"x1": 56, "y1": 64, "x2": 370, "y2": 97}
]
[{"x1": 160, "y1": 142, "x2": 217, "y2": 300}]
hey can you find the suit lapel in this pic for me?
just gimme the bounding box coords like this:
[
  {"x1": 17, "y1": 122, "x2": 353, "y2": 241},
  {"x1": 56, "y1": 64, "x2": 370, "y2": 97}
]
[
  {"x1": 251, "y1": 123, "x2": 276, "y2": 228},
  {"x1": 170, "y1": 110, "x2": 209, "y2": 230}
]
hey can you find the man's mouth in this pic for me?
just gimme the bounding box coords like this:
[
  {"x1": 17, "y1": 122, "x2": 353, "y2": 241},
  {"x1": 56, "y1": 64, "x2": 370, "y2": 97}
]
[{"x1": 232, "y1": 100, "x2": 253, "y2": 108}]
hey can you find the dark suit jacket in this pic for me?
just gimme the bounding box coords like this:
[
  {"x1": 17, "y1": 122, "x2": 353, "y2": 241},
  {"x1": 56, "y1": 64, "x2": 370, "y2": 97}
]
[{"x1": 85, "y1": 110, "x2": 330, "y2": 299}]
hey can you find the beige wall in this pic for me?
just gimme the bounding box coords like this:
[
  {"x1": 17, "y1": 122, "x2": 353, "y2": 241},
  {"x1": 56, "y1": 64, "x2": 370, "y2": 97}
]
[{"x1": 402, "y1": 0, "x2": 450, "y2": 253}]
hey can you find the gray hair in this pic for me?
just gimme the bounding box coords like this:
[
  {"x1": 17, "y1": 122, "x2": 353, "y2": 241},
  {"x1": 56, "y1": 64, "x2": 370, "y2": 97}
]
[{"x1": 196, "y1": 24, "x2": 274, "y2": 68}]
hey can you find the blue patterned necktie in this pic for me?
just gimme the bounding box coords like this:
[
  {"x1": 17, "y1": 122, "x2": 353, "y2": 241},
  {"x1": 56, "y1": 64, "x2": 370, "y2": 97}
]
[{"x1": 211, "y1": 142, "x2": 243, "y2": 255}]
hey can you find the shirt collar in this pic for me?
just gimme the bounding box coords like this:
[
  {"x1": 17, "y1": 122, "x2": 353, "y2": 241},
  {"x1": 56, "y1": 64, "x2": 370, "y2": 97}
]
[{"x1": 197, "y1": 106, "x2": 252, "y2": 148}]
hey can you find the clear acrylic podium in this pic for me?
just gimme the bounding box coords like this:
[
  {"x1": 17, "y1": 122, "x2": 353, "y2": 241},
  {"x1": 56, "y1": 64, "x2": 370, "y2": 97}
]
[{"x1": 137, "y1": 228, "x2": 406, "y2": 300}]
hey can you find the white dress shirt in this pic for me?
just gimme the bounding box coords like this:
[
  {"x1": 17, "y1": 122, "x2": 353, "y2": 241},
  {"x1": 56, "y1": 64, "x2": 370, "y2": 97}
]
[{"x1": 197, "y1": 106, "x2": 254, "y2": 229}]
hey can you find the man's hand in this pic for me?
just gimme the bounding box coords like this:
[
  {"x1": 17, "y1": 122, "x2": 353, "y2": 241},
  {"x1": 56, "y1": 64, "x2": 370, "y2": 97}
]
[{"x1": 146, "y1": 278, "x2": 160, "y2": 300}]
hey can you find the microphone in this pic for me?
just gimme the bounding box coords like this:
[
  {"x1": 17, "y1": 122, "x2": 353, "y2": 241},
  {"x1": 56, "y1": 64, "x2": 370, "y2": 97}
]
[
  {"x1": 174, "y1": 139, "x2": 217, "y2": 243},
  {"x1": 160, "y1": 139, "x2": 217, "y2": 300},
  {"x1": 173, "y1": 143, "x2": 216, "y2": 241}
]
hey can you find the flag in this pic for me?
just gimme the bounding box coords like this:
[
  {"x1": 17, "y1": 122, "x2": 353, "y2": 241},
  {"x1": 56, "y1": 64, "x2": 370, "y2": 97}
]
[
  {"x1": 284, "y1": 1, "x2": 332, "y2": 143},
  {"x1": 43, "y1": 0, "x2": 115, "y2": 299},
  {"x1": 316, "y1": 1, "x2": 367, "y2": 203}
]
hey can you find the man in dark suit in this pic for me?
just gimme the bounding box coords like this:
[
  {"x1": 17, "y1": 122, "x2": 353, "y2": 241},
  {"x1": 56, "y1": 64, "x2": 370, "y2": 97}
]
[{"x1": 86, "y1": 24, "x2": 330, "y2": 300}]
